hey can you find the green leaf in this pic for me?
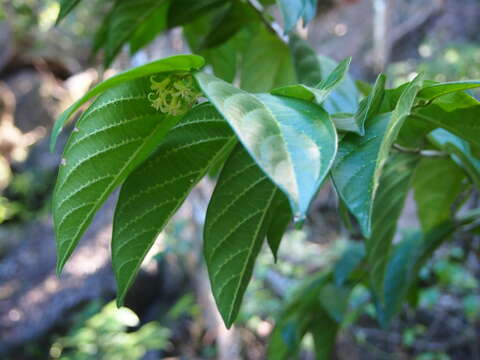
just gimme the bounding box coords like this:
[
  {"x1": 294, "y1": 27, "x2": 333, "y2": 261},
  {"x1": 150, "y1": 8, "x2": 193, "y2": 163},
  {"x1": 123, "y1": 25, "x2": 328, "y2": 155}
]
[
  {"x1": 167, "y1": 0, "x2": 226, "y2": 28},
  {"x1": 195, "y1": 72, "x2": 338, "y2": 220},
  {"x1": 56, "y1": 0, "x2": 82, "y2": 25},
  {"x1": 354, "y1": 74, "x2": 386, "y2": 136},
  {"x1": 319, "y1": 283, "x2": 350, "y2": 323},
  {"x1": 413, "y1": 156, "x2": 466, "y2": 231},
  {"x1": 367, "y1": 152, "x2": 419, "y2": 297},
  {"x1": 50, "y1": 55, "x2": 204, "y2": 152},
  {"x1": 53, "y1": 77, "x2": 181, "y2": 274},
  {"x1": 382, "y1": 223, "x2": 454, "y2": 324},
  {"x1": 334, "y1": 242, "x2": 365, "y2": 286},
  {"x1": 418, "y1": 80, "x2": 480, "y2": 101},
  {"x1": 128, "y1": 1, "x2": 169, "y2": 55},
  {"x1": 289, "y1": 34, "x2": 322, "y2": 86},
  {"x1": 309, "y1": 312, "x2": 339, "y2": 360},
  {"x1": 429, "y1": 128, "x2": 480, "y2": 189},
  {"x1": 331, "y1": 77, "x2": 422, "y2": 237},
  {"x1": 410, "y1": 103, "x2": 480, "y2": 149},
  {"x1": 204, "y1": 145, "x2": 289, "y2": 327},
  {"x1": 201, "y1": 1, "x2": 256, "y2": 49},
  {"x1": 266, "y1": 191, "x2": 292, "y2": 260},
  {"x1": 112, "y1": 104, "x2": 236, "y2": 304},
  {"x1": 240, "y1": 26, "x2": 296, "y2": 92}
]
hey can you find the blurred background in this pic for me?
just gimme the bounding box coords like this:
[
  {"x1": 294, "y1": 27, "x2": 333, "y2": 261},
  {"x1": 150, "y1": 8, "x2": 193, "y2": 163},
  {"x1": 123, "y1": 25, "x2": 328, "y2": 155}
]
[{"x1": 1, "y1": 0, "x2": 480, "y2": 359}]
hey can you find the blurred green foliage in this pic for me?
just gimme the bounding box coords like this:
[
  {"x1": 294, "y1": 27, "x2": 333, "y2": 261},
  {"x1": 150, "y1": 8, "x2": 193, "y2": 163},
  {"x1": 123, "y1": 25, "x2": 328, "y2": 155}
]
[{"x1": 48, "y1": 301, "x2": 170, "y2": 360}]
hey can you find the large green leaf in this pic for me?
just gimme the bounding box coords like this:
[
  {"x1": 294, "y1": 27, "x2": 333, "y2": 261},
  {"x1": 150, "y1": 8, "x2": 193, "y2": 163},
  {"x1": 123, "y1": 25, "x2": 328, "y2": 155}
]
[
  {"x1": 204, "y1": 145, "x2": 290, "y2": 327},
  {"x1": 112, "y1": 104, "x2": 236, "y2": 304},
  {"x1": 429, "y1": 128, "x2": 480, "y2": 188},
  {"x1": 289, "y1": 34, "x2": 322, "y2": 86},
  {"x1": 240, "y1": 26, "x2": 296, "y2": 92},
  {"x1": 195, "y1": 72, "x2": 338, "y2": 220},
  {"x1": 50, "y1": 55, "x2": 204, "y2": 151},
  {"x1": 56, "y1": 0, "x2": 82, "y2": 24},
  {"x1": 413, "y1": 156, "x2": 467, "y2": 231},
  {"x1": 331, "y1": 77, "x2": 422, "y2": 237},
  {"x1": 367, "y1": 152, "x2": 419, "y2": 297},
  {"x1": 53, "y1": 77, "x2": 181, "y2": 273},
  {"x1": 354, "y1": 74, "x2": 386, "y2": 136}
]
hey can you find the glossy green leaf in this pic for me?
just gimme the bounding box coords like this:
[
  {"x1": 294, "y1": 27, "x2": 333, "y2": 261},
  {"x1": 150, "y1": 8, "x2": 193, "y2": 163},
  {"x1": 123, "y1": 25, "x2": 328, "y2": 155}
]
[
  {"x1": 429, "y1": 128, "x2": 480, "y2": 188},
  {"x1": 332, "y1": 77, "x2": 422, "y2": 237},
  {"x1": 266, "y1": 191, "x2": 292, "y2": 260},
  {"x1": 204, "y1": 145, "x2": 289, "y2": 327},
  {"x1": 112, "y1": 104, "x2": 236, "y2": 304},
  {"x1": 56, "y1": 0, "x2": 82, "y2": 24},
  {"x1": 195, "y1": 72, "x2": 338, "y2": 220},
  {"x1": 53, "y1": 77, "x2": 181, "y2": 274},
  {"x1": 289, "y1": 34, "x2": 322, "y2": 86},
  {"x1": 413, "y1": 156, "x2": 466, "y2": 231},
  {"x1": 418, "y1": 80, "x2": 480, "y2": 101},
  {"x1": 240, "y1": 27, "x2": 295, "y2": 92},
  {"x1": 367, "y1": 152, "x2": 419, "y2": 296},
  {"x1": 50, "y1": 55, "x2": 205, "y2": 151}
]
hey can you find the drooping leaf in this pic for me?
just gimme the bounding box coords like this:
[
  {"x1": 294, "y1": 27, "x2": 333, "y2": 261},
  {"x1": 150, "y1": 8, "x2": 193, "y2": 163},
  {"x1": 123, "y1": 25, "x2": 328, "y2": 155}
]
[
  {"x1": 50, "y1": 55, "x2": 205, "y2": 151},
  {"x1": 331, "y1": 77, "x2": 422, "y2": 237},
  {"x1": 53, "y1": 77, "x2": 181, "y2": 274},
  {"x1": 204, "y1": 145, "x2": 290, "y2": 327},
  {"x1": 289, "y1": 34, "x2": 322, "y2": 86},
  {"x1": 429, "y1": 128, "x2": 480, "y2": 188},
  {"x1": 418, "y1": 80, "x2": 480, "y2": 101},
  {"x1": 319, "y1": 283, "x2": 351, "y2": 323},
  {"x1": 413, "y1": 156, "x2": 467, "y2": 231},
  {"x1": 277, "y1": 0, "x2": 305, "y2": 32},
  {"x1": 309, "y1": 311, "x2": 339, "y2": 360},
  {"x1": 112, "y1": 104, "x2": 236, "y2": 304},
  {"x1": 240, "y1": 26, "x2": 296, "y2": 92},
  {"x1": 195, "y1": 72, "x2": 338, "y2": 220},
  {"x1": 367, "y1": 152, "x2": 419, "y2": 297},
  {"x1": 56, "y1": 0, "x2": 82, "y2": 24},
  {"x1": 302, "y1": 0, "x2": 318, "y2": 24},
  {"x1": 266, "y1": 191, "x2": 292, "y2": 260}
]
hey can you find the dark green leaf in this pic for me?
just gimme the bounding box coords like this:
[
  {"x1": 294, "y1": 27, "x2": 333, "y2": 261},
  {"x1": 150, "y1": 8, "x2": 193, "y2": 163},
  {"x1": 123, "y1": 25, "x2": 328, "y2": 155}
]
[
  {"x1": 413, "y1": 156, "x2": 466, "y2": 231},
  {"x1": 112, "y1": 104, "x2": 236, "y2": 304},
  {"x1": 331, "y1": 77, "x2": 422, "y2": 237},
  {"x1": 204, "y1": 145, "x2": 288, "y2": 327},
  {"x1": 240, "y1": 26, "x2": 296, "y2": 92},
  {"x1": 266, "y1": 191, "x2": 292, "y2": 260},
  {"x1": 309, "y1": 312, "x2": 339, "y2": 360},
  {"x1": 56, "y1": 0, "x2": 82, "y2": 24},
  {"x1": 196, "y1": 72, "x2": 338, "y2": 220},
  {"x1": 50, "y1": 55, "x2": 204, "y2": 151},
  {"x1": 53, "y1": 77, "x2": 181, "y2": 274},
  {"x1": 289, "y1": 34, "x2": 322, "y2": 86},
  {"x1": 367, "y1": 152, "x2": 419, "y2": 296},
  {"x1": 167, "y1": 0, "x2": 226, "y2": 28},
  {"x1": 128, "y1": 1, "x2": 169, "y2": 55},
  {"x1": 319, "y1": 283, "x2": 350, "y2": 323}
]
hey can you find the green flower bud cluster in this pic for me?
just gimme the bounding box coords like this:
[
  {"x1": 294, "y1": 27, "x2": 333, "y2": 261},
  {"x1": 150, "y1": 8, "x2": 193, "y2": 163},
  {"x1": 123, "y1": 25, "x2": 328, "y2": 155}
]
[{"x1": 148, "y1": 73, "x2": 202, "y2": 116}]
